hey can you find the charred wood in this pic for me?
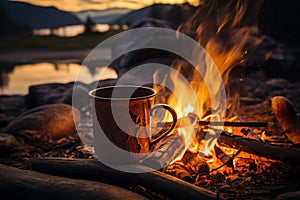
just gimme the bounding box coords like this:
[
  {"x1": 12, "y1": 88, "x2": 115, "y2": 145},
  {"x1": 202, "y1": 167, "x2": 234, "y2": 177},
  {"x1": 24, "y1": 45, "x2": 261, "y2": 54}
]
[
  {"x1": 31, "y1": 157, "x2": 217, "y2": 200},
  {"x1": 214, "y1": 146, "x2": 233, "y2": 166},
  {"x1": 156, "y1": 118, "x2": 300, "y2": 165},
  {"x1": 218, "y1": 130, "x2": 300, "y2": 165}
]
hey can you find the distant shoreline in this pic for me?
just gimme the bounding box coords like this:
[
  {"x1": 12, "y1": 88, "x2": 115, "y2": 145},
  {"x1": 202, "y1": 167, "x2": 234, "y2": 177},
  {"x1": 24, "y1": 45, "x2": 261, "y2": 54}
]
[
  {"x1": 0, "y1": 32, "x2": 121, "y2": 65},
  {"x1": 0, "y1": 48, "x2": 92, "y2": 64}
]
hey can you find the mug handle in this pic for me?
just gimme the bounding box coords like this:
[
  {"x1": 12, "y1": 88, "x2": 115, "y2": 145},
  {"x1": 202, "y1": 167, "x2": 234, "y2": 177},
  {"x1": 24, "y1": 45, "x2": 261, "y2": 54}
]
[{"x1": 149, "y1": 104, "x2": 177, "y2": 144}]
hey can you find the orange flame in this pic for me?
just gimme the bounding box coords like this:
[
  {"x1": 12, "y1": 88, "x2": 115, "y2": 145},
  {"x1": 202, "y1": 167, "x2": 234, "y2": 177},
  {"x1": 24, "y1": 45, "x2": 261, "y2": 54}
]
[{"x1": 154, "y1": 0, "x2": 265, "y2": 161}]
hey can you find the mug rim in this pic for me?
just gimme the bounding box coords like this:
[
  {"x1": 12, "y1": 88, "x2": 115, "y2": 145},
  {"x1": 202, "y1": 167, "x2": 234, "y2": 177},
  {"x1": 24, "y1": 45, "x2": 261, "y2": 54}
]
[{"x1": 89, "y1": 85, "x2": 157, "y2": 101}]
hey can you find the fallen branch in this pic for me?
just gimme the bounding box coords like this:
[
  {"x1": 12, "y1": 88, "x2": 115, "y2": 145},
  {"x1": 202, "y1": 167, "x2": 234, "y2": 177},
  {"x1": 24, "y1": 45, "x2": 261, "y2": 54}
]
[
  {"x1": 218, "y1": 130, "x2": 300, "y2": 165},
  {"x1": 0, "y1": 164, "x2": 147, "y2": 200},
  {"x1": 31, "y1": 157, "x2": 217, "y2": 200}
]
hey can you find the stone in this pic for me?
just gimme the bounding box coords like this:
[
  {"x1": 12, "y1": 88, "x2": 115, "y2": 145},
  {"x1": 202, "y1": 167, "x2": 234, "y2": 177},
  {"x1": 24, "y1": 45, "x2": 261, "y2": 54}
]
[
  {"x1": 25, "y1": 81, "x2": 116, "y2": 110},
  {"x1": 26, "y1": 82, "x2": 74, "y2": 108},
  {"x1": 61, "y1": 84, "x2": 90, "y2": 111},
  {"x1": 110, "y1": 18, "x2": 176, "y2": 76},
  {"x1": 0, "y1": 133, "x2": 19, "y2": 155},
  {"x1": 5, "y1": 104, "x2": 80, "y2": 141},
  {"x1": 0, "y1": 95, "x2": 26, "y2": 131},
  {"x1": 271, "y1": 96, "x2": 300, "y2": 144}
]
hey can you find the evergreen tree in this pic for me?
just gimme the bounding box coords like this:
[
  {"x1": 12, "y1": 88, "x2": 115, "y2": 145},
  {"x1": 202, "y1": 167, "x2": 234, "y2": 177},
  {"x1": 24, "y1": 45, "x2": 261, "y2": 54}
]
[{"x1": 84, "y1": 15, "x2": 96, "y2": 34}]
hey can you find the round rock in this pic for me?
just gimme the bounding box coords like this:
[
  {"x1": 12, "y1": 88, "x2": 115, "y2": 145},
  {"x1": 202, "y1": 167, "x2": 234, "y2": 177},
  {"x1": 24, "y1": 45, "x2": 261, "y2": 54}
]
[
  {"x1": 0, "y1": 133, "x2": 19, "y2": 155},
  {"x1": 5, "y1": 104, "x2": 80, "y2": 140},
  {"x1": 62, "y1": 84, "x2": 89, "y2": 110}
]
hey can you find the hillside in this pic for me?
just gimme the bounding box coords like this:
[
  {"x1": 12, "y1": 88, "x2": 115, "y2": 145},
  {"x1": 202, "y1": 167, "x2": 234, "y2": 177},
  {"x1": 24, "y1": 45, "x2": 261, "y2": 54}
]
[
  {"x1": 0, "y1": 0, "x2": 81, "y2": 29},
  {"x1": 0, "y1": 0, "x2": 24, "y2": 34},
  {"x1": 114, "y1": 3, "x2": 197, "y2": 27},
  {"x1": 72, "y1": 8, "x2": 132, "y2": 24}
]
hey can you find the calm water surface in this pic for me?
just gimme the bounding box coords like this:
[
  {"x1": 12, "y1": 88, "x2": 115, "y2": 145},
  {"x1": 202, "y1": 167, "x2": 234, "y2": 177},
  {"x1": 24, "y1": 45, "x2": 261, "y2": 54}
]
[{"x1": 0, "y1": 62, "x2": 118, "y2": 95}]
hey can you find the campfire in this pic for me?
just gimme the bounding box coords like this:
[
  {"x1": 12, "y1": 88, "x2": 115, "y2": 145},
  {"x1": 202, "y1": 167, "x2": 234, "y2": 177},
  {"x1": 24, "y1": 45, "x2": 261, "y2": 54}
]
[
  {"x1": 141, "y1": 1, "x2": 300, "y2": 198},
  {"x1": 1, "y1": 0, "x2": 300, "y2": 200}
]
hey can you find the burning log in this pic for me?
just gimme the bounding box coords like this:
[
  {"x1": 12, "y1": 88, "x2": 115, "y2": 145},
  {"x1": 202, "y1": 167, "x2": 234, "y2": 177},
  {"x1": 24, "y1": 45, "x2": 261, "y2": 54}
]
[
  {"x1": 158, "y1": 114, "x2": 300, "y2": 165},
  {"x1": 31, "y1": 157, "x2": 217, "y2": 200},
  {"x1": 214, "y1": 146, "x2": 233, "y2": 165},
  {"x1": 271, "y1": 96, "x2": 300, "y2": 144},
  {"x1": 218, "y1": 130, "x2": 300, "y2": 165},
  {"x1": 164, "y1": 151, "x2": 210, "y2": 183},
  {"x1": 164, "y1": 162, "x2": 193, "y2": 183},
  {"x1": 0, "y1": 164, "x2": 147, "y2": 200},
  {"x1": 181, "y1": 151, "x2": 210, "y2": 175},
  {"x1": 142, "y1": 133, "x2": 186, "y2": 170},
  {"x1": 210, "y1": 146, "x2": 242, "y2": 173}
]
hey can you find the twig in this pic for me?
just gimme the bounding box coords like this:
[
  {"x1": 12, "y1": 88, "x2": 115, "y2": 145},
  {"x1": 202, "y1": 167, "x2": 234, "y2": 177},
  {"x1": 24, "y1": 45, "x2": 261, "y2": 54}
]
[
  {"x1": 190, "y1": 113, "x2": 268, "y2": 127},
  {"x1": 157, "y1": 115, "x2": 268, "y2": 128},
  {"x1": 209, "y1": 147, "x2": 242, "y2": 173}
]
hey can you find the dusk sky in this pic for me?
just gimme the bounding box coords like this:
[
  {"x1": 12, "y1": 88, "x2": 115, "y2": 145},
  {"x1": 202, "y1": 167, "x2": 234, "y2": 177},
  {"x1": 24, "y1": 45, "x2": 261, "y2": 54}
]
[{"x1": 11, "y1": 0, "x2": 199, "y2": 11}]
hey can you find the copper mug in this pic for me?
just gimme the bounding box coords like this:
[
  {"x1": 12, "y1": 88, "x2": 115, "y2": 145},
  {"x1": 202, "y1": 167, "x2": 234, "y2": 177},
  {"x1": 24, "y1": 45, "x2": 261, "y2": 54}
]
[{"x1": 89, "y1": 85, "x2": 177, "y2": 164}]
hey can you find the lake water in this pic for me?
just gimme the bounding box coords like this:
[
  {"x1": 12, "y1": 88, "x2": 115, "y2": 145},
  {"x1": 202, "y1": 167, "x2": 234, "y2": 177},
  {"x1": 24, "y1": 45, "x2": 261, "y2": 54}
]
[
  {"x1": 33, "y1": 24, "x2": 124, "y2": 37},
  {"x1": 0, "y1": 62, "x2": 118, "y2": 95}
]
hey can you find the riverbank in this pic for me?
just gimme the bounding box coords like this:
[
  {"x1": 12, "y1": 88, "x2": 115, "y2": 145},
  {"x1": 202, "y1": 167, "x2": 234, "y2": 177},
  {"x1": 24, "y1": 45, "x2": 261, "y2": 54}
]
[
  {"x1": 0, "y1": 31, "x2": 122, "y2": 50},
  {"x1": 0, "y1": 31, "x2": 121, "y2": 64},
  {"x1": 0, "y1": 48, "x2": 91, "y2": 64}
]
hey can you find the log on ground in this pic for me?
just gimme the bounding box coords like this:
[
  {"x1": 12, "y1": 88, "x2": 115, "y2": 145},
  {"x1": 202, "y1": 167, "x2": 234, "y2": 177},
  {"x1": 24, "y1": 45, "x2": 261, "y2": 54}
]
[
  {"x1": 31, "y1": 157, "x2": 216, "y2": 200},
  {"x1": 0, "y1": 164, "x2": 148, "y2": 200}
]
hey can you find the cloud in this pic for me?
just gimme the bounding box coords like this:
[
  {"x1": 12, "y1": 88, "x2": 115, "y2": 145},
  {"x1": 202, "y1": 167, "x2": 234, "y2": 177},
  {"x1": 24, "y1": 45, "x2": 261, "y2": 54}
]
[
  {"x1": 11, "y1": 0, "x2": 198, "y2": 11},
  {"x1": 11, "y1": 0, "x2": 148, "y2": 11}
]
